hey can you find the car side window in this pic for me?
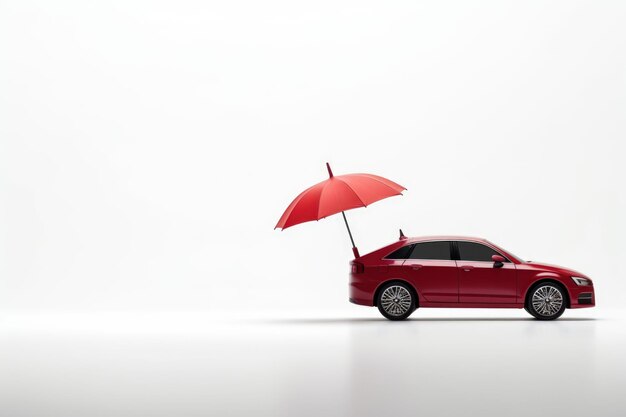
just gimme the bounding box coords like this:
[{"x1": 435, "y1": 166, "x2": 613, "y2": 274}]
[
  {"x1": 408, "y1": 241, "x2": 451, "y2": 260},
  {"x1": 386, "y1": 245, "x2": 414, "y2": 259},
  {"x1": 457, "y1": 241, "x2": 507, "y2": 262}
]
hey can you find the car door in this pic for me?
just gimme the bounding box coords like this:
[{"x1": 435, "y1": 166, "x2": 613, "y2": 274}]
[
  {"x1": 456, "y1": 241, "x2": 517, "y2": 303},
  {"x1": 403, "y1": 241, "x2": 458, "y2": 303}
]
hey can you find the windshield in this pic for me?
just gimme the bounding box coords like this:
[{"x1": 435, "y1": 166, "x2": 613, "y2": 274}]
[{"x1": 486, "y1": 240, "x2": 524, "y2": 263}]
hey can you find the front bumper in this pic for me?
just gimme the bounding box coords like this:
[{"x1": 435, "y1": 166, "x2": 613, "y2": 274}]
[{"x1": 568, "y1": 286, "x2": 595, "y2": 308}]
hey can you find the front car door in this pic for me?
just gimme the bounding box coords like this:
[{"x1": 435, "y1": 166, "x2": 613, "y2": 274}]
[
  {"x1": 403, "y1": 241, "x2": 458, "y2": 303},
  {"x1": 456, "y1": 241, "x2": 517, "y2": 303}
]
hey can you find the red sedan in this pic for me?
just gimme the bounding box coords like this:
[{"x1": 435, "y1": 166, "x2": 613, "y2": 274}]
[{"x1": 349, "y1": 234, "x2": 595, "y2": 320}]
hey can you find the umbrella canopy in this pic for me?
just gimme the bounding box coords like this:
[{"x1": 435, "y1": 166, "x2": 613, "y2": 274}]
[{"x1": 275, "y1": 163, "x2": 406, "y2": 257}]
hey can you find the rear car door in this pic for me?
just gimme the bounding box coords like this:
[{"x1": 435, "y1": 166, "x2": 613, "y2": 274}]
[
  {"x1": 403, "y1": 241, "x2": 458, "y2": 303},
  {"x1": 456, "y1": 241, "x2": 517, "y2": 303}
]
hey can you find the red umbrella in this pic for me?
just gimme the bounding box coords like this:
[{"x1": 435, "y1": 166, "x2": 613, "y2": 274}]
[{"x1": 275, "y1": 163, "x2": 406, "y2": 257}]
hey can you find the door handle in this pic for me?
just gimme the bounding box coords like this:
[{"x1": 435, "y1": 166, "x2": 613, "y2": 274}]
[
  {"x1": 411, "y1": 264, "x2": 423, "y2": 270},
  {"x1": 461, "y1": 265, "x2": 474, "y2": 271}
]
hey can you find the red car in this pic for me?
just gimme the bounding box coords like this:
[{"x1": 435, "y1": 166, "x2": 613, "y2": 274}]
[{"x1": 349, "y1": 233, "x2": 595, "y2": 320}]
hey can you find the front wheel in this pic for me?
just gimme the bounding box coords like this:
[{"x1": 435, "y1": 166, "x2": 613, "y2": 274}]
[
  {"x1": 377, "y1": 282, "x2": 416, "y2": 321},
  {"x1": 526, "y1": 283, "x2": 566, "y2": 320}
]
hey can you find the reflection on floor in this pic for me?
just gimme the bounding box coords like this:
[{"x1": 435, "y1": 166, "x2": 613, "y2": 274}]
[{"x1": 0, "y1": 308, "x2": 623, "y2": 417}]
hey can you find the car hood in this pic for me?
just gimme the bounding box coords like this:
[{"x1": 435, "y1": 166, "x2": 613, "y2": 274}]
[{"x1": 523, "y1": 261, "x2": 588, "y2": 278}]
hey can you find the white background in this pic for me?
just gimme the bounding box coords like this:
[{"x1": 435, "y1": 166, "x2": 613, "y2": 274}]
[
  {"x1": 1, "y1": 1, "x2": 626, "y2": 416},
  {"x1": 1, "y1": 0, "x2": 625, "y2": 313}
]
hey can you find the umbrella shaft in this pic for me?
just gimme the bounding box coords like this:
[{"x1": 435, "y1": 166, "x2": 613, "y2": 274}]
[{"x1": 341, "y1": 211, "x2": 356, "y2": 248}]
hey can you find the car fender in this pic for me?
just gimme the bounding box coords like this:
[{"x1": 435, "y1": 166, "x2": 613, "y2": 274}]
[
  {"x1": 372, "y1": 278, "x2": 419, "y2": 306},
  {"x1": 523, "y1": 272, "x2": 571, "y2": 306}
]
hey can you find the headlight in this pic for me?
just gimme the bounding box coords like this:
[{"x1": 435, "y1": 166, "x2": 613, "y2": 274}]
[{"x1": 571, "y1": 276, "x2": 591, "y2": 286}]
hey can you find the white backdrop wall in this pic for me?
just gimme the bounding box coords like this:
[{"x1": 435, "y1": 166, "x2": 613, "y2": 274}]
[{"x1": 1, "y1": 0, "x2": 625, "y2": 312}]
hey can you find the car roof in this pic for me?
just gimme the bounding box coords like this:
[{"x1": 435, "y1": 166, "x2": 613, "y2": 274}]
[{"x1": 405, "y1": 235, "x2": 489, "y2": 243}]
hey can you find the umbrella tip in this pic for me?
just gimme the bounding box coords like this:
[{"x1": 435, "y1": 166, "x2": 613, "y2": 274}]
[{"x1": 326, "y1": 162, "x2": 334, "y2": 178}]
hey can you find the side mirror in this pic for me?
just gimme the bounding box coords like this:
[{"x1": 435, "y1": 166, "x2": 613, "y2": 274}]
[{"x1": 492, "y1": 254, "x2": 504, "y2": 268}]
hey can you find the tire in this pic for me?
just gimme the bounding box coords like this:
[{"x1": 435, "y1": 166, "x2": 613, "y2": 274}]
[
  {"x1": 377, "y1": 282, "x2": 416, "y2": 321},
  {"x1": 526, "y1": 282, "x2": 566, "y2": 320}
]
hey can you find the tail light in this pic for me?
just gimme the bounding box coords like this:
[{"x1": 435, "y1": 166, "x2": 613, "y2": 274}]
[{"x1": 351, "y1": 262, "x2": 364, "y2": 274}]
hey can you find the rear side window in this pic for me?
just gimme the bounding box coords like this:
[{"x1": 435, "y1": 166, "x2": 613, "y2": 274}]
[
  {"x1": 408, "y1": 241, "x2": 451, "y2": 260},
  {"x1": 457, "y1": 241, "x2": 505, "y2": 262},
  {"x1": 386, "y1": 245, "x2": 414, "y2": 259}
]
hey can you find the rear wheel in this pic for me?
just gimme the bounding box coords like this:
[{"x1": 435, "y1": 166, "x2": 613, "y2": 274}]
[
  {"x1": 526, "y1": 283, "x2": 566, "y2": 320},
  {"x1": 377, "y1": 282, "x2": 416, "y2": 321}
]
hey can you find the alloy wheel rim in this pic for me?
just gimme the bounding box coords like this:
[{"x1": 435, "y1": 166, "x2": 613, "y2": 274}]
[
  {"x1": 381, "y1": 285, "x2": 412, "y2": 316},
  {"x1": 531, "y1": 285, "x2": 563, "y2": 316}
]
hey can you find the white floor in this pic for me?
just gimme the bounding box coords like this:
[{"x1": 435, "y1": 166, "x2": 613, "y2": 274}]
[{"x1": 1, "y1": 307, "x2": 624, "y2": 417}]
